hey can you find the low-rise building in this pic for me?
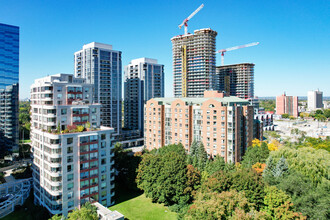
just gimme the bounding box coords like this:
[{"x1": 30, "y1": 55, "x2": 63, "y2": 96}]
[
  {"x1": 145, "y1": 90, "x2": 257, "y2": 163},
  {"x1": 254, "y1": 113, "x2": 274, "y2": 131}
]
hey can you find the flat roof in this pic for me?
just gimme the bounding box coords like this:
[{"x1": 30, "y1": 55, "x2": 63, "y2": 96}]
[{"x1": 153, "y1": 96, "x2": 250, "y2": 105}]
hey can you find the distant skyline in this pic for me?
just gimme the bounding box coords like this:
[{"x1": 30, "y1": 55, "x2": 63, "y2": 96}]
[{"x1": 1, "y1": 0, "x2": 329, "y2": 99}]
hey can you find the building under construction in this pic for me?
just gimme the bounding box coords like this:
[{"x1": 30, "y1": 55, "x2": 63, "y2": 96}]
[
  {"x1": 171, "y1": 28, "x2": 217, "y2": 97},
  {"x1": 214, "y1": 63, "x2": 255, "y2": 100}
]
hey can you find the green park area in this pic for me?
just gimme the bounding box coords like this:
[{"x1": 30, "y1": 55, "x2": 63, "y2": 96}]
[
  {"x1": 109, "y1": 184, "x2": 177, "y2": 220},
  {"x1": 110, "y1": 194, "x2": 177, "y2": 220}
]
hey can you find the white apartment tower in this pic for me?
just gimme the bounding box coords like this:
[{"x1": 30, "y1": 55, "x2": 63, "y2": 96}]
[
  {"x1": 171, "y1": 28, "x2": 217, "y2": 98},
  {"x1": 308, "y1": 90, "x2": 323, "y2": 110},
  {"x1": 74, "y1": 42, "x2": 122, "y2": 134},
  {"x1": 30, "y1": 74, "x2": 115, "y2": 216},
  {"x1": 124, "y1": 58, "x2": 164, "y2": 132}
]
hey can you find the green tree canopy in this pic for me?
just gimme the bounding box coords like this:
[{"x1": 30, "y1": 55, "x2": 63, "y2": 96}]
[
  {"x1": 266, "y1": 146, "x2": 330, "y2": 186},
  {"x1": 202, "y1": 168, "x2": 266, "y2": 210},
  {"x1": 66, "y1": 202, "x2": 98, "y2": 220},
  {"x1": 242, "y1": 142, "x2": 270, "y2": 168},
  {"x1": 136, "y1": 144, "x2": 190, "y2": 205},
  {"x1": 185, "y1": 190, "x2": 268, "y2": 219}
]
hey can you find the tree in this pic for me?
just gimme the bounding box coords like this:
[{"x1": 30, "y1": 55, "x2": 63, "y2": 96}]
[
  {"x1": 136, "y1": 144, "x2": 190, "y2": 205},
  {"x1": 263, "y1": 185, "x2": 305, "y2": 219},
  {"x1": 113, "y1": 143, "x2": 142, "y2": 191},
  {"x1": 50, "y1": 214, "x2": 63, "y2": 220},
  {"x1": 189, "y1": 140, "x2": 198, "y2": 155},
  {"x1": 196, "y1": 142, "x2": 207, "y2": 171},
  {"x1": 315, "y1": 109, "x2": 323, "y2": 115},
  {"x1": 185, "y1": 190, "x2": 268, "y2": 219},
  {"x1": 267, "y1": 139, "x2": 281, "y2": 151},
  {"x1": 276, "y1": 172, "x2": 329, "y2": 219},
  {"x1": 324, "y1": 109, "x2": 330, "y2": 118},
  {"x1": 187, "y1": 141, "x2": 207, "y2": 171},
  {"x1": 202, "y1": 168, "x2": 266, "y2": 210},
  {"x1": 315, "y1": 114, "x2": 326, "y2": 122},
  {"x1": 263, "y1": 156, "x2": 289, "y2": 185},
  {"x1": 184, "y1": 164, "x2": 201, "y2": 199},
  {"x1": 67, "y1": 202, "x2": 98, "y2": 220},
  {"x1": 282, "y1": 113, "x2": 289, "y2": 119},
  {"x1": 298, "y1": 137, "x2": 330, "y2": 152},
  {"x1": 252, "y1": 162, "x2": 266, "y2": 174},
  {"x1": 242, "y1": 141, "x2": 270, "y2": 168},
  {"x1": 267, "y1": 146, "x2": 329, "y2": 185},
  {"x1": 19, "y1": 101, "x2": 31, "y2": 140}
]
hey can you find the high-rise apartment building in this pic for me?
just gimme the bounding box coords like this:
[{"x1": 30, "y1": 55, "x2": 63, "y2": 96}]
[
  {"x1": 214, "y1": 63, "x2": 259, "y2": 111},
  {"x1": 171, "y1": 28, "x2": 217, "y2": 97},
  {"x1": 276, "y1": 93, "x2": 298, "y2": 117},
  {"x1": 308, "y1": 90, "x2": 323, "y2": 110},
  {"x1": 214, "y1": 63, "x2": 254, "y2": 99},
  {"x1": 74, "y1": 42, "x2": 122, "y2": 134},
  {"x1": 0, "y1": 23, "x2": 19, "y2": 153},
  {"x1": 124, "y1": 58, "x2": 164, "y2": 132},
  {"x1": 30, "y1": 74, "x2": 115, "y2": 215},
  {"x1": 145, "y1": 90, "x2": 255, "y2": 163}
]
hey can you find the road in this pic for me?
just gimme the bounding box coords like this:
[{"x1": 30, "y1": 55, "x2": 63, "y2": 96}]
[{"x1": 0, "y1": 159, "x2": 32, "y2": 172}]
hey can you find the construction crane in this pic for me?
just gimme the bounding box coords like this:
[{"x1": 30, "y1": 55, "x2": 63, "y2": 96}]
[
  {"x1": 216, "y1": 42, "x2": 260, "y2": 66},
  {"x1": 179, "y1": 4, "x2": 204, "y2": 36}
]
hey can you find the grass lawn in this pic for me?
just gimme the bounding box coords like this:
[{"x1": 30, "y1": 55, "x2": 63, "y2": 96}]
[{"x1": 110, "y1": 193, "x2": 177, "y2": 220}]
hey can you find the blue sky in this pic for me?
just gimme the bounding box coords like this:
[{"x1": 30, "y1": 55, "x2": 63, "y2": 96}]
[{"x1": 1, "y1": 0, "x2": 329, "y2": 99}]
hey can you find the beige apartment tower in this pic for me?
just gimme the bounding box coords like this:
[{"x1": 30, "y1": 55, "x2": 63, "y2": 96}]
[
  {"x1": 171, "y1": 28, "x2": 217, "y2": 98},
  {"x1": 145, "y1": 91, "x2": 255, "y2": 163}
]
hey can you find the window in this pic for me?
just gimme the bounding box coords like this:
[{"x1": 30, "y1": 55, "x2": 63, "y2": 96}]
[
  {"x1": 101, "y1": 134, "x2": 106, "y2": 140},
  {"x1": 57, "y1": 94, "x2": 62, "y2": 99},
  {"x1": 61, "y1": 117, "x2": 67, "y2": 123},
  {"x1": 61, "y1": 109, "x2": 67, "y2": 115},
  {"x1": 57, "y1": 87, "x2": 62, "y2": 92},
  {"x1": 67, "y1": 165, "x2": 72, "y2": 172},
  {"x1": 80, "y1": 171, "x2": 89, "y2": 179},
  {"x1": 90, "y1": 178, "x2": 98, "y2": 186},
  {"x1": 80, "y1": 189, "x2": 89, "y2": 197},
  {"x1": 67, "y1": 146, "x2": 73, "y2": 154},
  {"x1": 67, "y1": 183, "x2": 74, "y2": 191},
  {"x1": 67, "y1": 174, "x2": 73, "y2": 181},
  {"x1": 80, "y1": 162, "x2": 89, "y2": 170},
  {"x1": 68, "y1": 192, "x2": 73, "y2": 200},
  {"x1": 90, "y1": 169, "x2": 98, "y2": 177},
  {"x1": 67, "y1": 156, "x2": 73, "y2": 163}
]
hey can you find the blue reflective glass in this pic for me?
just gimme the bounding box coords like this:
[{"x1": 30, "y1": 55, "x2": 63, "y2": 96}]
[{"x1": 0, "y1": 23, "x2": 19, "y2": 89}]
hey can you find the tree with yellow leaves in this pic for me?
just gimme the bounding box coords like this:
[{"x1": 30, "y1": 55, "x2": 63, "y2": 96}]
[{"x1": 268, "y1": 139, "x2": 281, "y2": 151}]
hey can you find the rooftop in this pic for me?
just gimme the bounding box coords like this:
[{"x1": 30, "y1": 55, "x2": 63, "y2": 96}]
[
  {"x1": 153, "y1": 96, "x2": 249, "y2": 105},
  {"x1": 129, "y1": 58, "x2": 158, "y2": 65},
  {"x1": 83, "y1": 42, "x2": 113, "y2": 50}
]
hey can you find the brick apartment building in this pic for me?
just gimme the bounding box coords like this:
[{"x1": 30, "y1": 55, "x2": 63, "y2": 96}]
[{"x1": 144, "y1": 90, "x2": 258, "y2": 163}]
